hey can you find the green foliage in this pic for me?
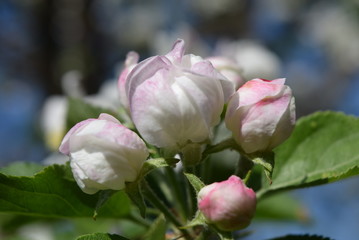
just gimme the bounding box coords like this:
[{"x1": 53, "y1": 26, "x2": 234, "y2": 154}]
[
  {"x1": 125, "y1": 158, "x2": 179, "y2": 217},
  {"x1": 250, "y1": 152, "x2": 274, "y2": 184},
  {"x1": 258, "y1": 111, "x2": 359, "y2": 198},
  {"x1": 142, "y1": 214, "x2": 166, "y2": 240},
  {"x1": 125, "y1": 181, "x2": 146, "y2": 218},
  {"x1": 76, "y1": 233, "x2": 130, "y2": 240},
  {"x1": 0, "y1": 164, "x2": 130, "y2": 218},
  {"x1": 255, "y1": 193, "x2": 308, "y2": 222},
  {"x1": 0, "y1": 162, "x2": 44, "y2": 177},
  {"x1": 182, "y1": 210, "x2": 206, "y2": 229},
  {"x1": 184, "y1": 173, "x2": 205, "y2": 194},
  {"x1": 140, "y1": 158, "x2": 179, "y2": 179}
]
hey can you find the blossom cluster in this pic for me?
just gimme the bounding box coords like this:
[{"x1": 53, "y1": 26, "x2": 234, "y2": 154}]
[{"x1": 59, "y1": 39, "x2": 295, "y2": 231}]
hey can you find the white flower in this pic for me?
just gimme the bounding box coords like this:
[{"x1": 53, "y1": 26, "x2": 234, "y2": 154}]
[
  {"x1": 59, "y1": 113, "x2": 148, "y2": 194},
  {"x1": 125, "y1": 39, "x2": 229, "y2": 149}
]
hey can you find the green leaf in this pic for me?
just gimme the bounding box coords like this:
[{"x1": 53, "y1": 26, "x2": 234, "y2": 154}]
[
  {"x1": 76, "y1": 233, "x2": 130, "y2": 240},
  {"x1": 125, "y1": 181, "x2": 146, "y2": 218},
  {"x1": 182, "y1": 210, "x2": 206, "y2": 229},
  {"x1": 250, "y1": 151, "x2": 274, "y2": 184},
  {"x1": 255, "y1": 193, "x2": 309, "y2": 222},
  {"x1": 258, "y1": 111, "x2": 359, "y2": 198},
  {"x1": 0, "y1": 164, "x2": 131, "y2": 218},
  {"x1": 140, "y1": 158, "x2": 179, "y2": 178},
  {"x1": 0, "y1": 162, "x2": 44, "y2": 177},
  {"x1": 93, "y1": 190, "x2": 116, "y2": 220},
  {"x1": 142, "y1": 214, "x2": 166, "y2": 240},
  {"x1": 267, "y1": 234, "x2": 332, "y2": 240},
  {"x1": 184, "y1": 173, "x2": 205, "y2": 194}
]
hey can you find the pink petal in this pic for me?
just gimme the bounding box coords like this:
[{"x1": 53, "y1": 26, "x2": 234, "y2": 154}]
[
  {"x1": 59, "y1": 118, "x2": 96, "y2": 155},
  {"x1": 166, "y1": 39, "x2": 185, "y2": 63},
  {"x1": 126, "y1": 56, "x2": 170, "y2": 107}
]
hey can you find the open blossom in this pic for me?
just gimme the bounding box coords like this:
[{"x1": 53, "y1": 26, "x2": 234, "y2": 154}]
[
  {"x1": 125, "y1": 39, "x2": 231, "y2": 149},
  {"x1": 206, "y1": 56, "x2": 245, "y2": 94},
  {"x1": 59, "y1": 113, "x2": 149, "y2": 194},
  {"x1": 225, "y1": 78, "x2": 296, "y2": 153},
  {"x1": 198, "y1": 175, "x2": 256, "y2": 231}
]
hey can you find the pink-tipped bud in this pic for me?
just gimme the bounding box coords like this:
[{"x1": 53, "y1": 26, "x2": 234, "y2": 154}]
[
  {"x1": 198, "y1": 175, "x2": 256, "y2": 231},
  {"x1": 225, "y1": 78, "x2": 296, "y2": 154}
]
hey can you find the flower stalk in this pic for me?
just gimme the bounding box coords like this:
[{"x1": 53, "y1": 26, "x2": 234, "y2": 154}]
[{"x1": 141, "y1": 179, "x2": 193, "y2": 239}]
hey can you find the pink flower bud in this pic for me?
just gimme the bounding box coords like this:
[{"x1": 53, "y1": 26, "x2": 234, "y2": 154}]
[
  {"x1": 59, "y1": 113, "x2": 149, "y2": 194},
  {"x1": 125, "y1": 39, "x2": 228, "y2": 149},
  {"x1": 206, "y1": 56, "x2": 245, "y2": 94},
  {"x1": 118, "y1": 51, "x2": 139, "y2": 111},
  {"x1": 225, "y1": 78, "x2": 296, "y2": 153},
  {"x1": 198, "y1": 176, "x2": 256, "y2": 231}
]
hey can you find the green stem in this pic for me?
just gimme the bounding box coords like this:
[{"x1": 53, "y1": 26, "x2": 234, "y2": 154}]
[
  {"x1": 235, "y1": 155, "x2": 254, "y2": 179},
  {"x1": 165, "y1": 167, "x2": 188, "y2": 220},
  {"x1": 202, "y1": 138, "x2": 238, "y2": 158},
  {"x1": 181, "y1": 143, "x2": 203, "y2": 167},
  {"x1": 127, "y1": 211, "x2": 151, "y2": 227},
  {"x1": 141, "y1": 180, "x2": 193, "y2": 239}
]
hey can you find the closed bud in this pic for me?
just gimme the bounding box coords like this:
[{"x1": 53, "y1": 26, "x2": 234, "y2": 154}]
[
  {"x1": 59, "y1": 113, "x2": 149, "y2": 194},
  {"x1": 225, "y1": 78, "x2": 296, "y2": 154},
  {"x1": 126, "y1": 39, "x2": 227, "y2": 150},
  {"x1": 198, "y1": 176, "x2": 256, "y2": 231}
]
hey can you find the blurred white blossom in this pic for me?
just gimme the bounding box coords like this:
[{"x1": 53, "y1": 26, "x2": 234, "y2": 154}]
[
  {"x1": 214, "y1": 40, "x2": 281, "y2": 80},
  {"x1": 303, "y1": 2, "x2": 359, "y2": 73}
]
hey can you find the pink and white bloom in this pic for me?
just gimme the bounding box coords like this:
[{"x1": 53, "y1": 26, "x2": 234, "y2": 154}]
[
  {"x1": 118, "y1": 51, "x2": 139, "y2": 110},
  {"x1": 198, "y1": 175, "x2": 256, "y2": 231},
  {"x1": 225, "y1": 78, "x2": 296, "y2": 153},
  {"x1": 59, "y1": 113, "x2": 149, "y2": 194},
  {"x1": 125, "y1": 39, "x2": 230, "y2": 149},
  {"x1": 206, "y1": 56, "x2": 245, "y2": 95}
]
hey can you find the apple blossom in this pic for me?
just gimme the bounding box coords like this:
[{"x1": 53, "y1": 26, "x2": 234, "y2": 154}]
[
  {"x1": 198, "y1": 175, "x2": 256, "y2": 231},
  {"x1": 225, "y1": 78, "x2": 295, "y2": 154},
  {"x1": 125, "y1": 39, "x2": 230, "y2": 150},
  {"x1": 59, "y1": 113, "x2": 149, "y2": 194}
]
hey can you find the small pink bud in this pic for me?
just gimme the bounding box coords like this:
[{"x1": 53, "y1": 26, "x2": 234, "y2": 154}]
[
  {"x1": 225, "y1": 78, "x2": 296, "y2": 153},
  {"x1": 198, "y1": 176, "x2": 256, "y2": 231},
  {"x1": 59, "y1": 113, "x2": 149, "y2": 194}
]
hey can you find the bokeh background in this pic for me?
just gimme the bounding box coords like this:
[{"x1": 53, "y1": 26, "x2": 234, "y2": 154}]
[{"x1": 0, "y1": 0, "x2": 358, "y2": 239}]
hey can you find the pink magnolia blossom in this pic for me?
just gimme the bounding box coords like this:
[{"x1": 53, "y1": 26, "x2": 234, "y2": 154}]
[
  {"x1": 59, "y1": 113, "x2": 149, "y2": 194},
  {"x1": 198, "y1": 175, "x2": 256, "y2": 231},
  {"x1": 225, "y1": 78, "x2": 296, "y2": 153},
  {"x1": 125, "y1": 39, "x2": 230, "y2": 149}
]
